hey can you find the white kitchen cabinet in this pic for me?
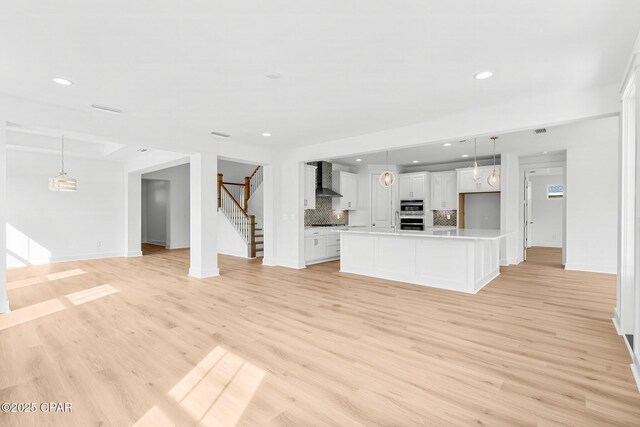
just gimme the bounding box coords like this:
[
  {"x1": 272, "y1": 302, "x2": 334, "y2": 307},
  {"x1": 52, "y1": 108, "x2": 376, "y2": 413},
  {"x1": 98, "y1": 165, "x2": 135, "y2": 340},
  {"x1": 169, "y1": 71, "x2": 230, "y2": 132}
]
[
  {"x1": 398, "y1": 172, "x2": 428, "y2": 200},
  {"x1": 305, "y1": 235, "x2": 327, "y2": 262},
  {"x1": 431, "y1": 171, "x2": 457, "y2": 210},
  {"x1": 304, "y1": 228, "x2": 342, "y2": 264},
  {"x1": 458, "y1": 166, "x2": 501, "y2": 193},
  {"x1": 304, "y1": 165, "x2": 317, "y2": 209},
  {"x1": 332, "y1": 171, "x2": 358, "y2": 210}
]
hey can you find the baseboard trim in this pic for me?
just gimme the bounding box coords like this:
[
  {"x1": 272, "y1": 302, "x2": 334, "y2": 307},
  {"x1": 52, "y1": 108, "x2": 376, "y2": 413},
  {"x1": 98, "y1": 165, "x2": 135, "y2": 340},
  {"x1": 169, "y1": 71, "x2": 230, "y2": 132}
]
[
  {"x1": 473, "y1": 269, "x2": 500, "y2": 294},
  {"x1": 631, "y1": 363, "x2": 640, "y2": 393},
  {"x1": 126, "y1": 251, "x2": 143, "y2": 258},
  {"x1": 8, "y1": 251, "x2": 125, "y2": 268},
  {"x1": 530, "y1": 243, "x2": 562, "y2": 248},
  {"x1": 167, "y1": 243, "x2": 190, "y2": 250},
  {"x1": 188, "y1": 267, "x2": 220, "y2": 279},
  {"x1": 564, "y1": 263, "x2": 616, "y2": 274},
  {"x1": 0, "y1": 298, "x2": 10, "y2": 314},
  {"x1": 218, "y1": 248, "x2": 249, "y2": 259},
  {"x1": 145, "y1": 239, "x2": 167, "y2": 246},
  {"x1": 261, "y1": 257, "x2": 277, "y2": 266},
  {"x1": 276, "y1": 258, "x2": 306, "y2": 270}
]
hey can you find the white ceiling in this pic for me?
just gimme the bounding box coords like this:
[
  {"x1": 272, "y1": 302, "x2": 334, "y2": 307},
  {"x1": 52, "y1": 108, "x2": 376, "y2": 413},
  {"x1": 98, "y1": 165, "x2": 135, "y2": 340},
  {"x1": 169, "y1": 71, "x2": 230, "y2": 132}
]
[{"x1": 0, "y1": 1, "x2": 638, "y2": 149}]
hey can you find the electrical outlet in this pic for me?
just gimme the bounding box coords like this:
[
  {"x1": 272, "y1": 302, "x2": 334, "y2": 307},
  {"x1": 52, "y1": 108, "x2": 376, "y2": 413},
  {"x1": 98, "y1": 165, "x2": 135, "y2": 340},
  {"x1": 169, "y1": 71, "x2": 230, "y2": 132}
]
[{"x1": 96, "y1": 241, "x2": 102, "y2": 247}]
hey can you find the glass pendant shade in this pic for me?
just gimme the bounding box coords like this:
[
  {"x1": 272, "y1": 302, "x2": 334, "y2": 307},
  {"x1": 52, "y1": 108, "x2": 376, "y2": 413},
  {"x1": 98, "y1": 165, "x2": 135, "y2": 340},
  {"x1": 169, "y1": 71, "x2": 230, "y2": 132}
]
[
  {"x1": 379, "y1": 170, "x2": 395, "y2": 187},
  {"x1": 472, "y1": 138, "x2": 480, "y2": 181},
  {"x1": 49, "y1": 173, "x2": 77, "y2": 191},
  {"x1": 472, "y1": 161, "x2": 480, "y2": 181},
  {"x1": 487, "y1": 136, "x2": 500, "y2": 188},
  {"x1": 487, "y1": 169, "x2": 500, "y2": 187},
  {"x1": 49, "y1": 135, "x2": 77, "y2": 192}
]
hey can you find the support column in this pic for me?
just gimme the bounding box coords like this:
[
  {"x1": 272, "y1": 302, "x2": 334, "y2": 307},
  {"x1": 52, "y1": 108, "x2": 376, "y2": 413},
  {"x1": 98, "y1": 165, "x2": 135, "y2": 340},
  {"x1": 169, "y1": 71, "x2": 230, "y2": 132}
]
[
  {"x1": 500, "y1": 153, "x2": 520, "y2": 266},
  {"x1": 189, "y1": 151, "x2": 219, "y2": 278},
  {"x1": 262, "y1": 164, "x2": 276, "y2": 266},
  {"x1": 272, "y1": 158, "x2": 305, "y2": 269},
  {"x1": 0, "y1": 122, "x2": 10, "y2": 313},
  {"x1": 125, "y1": 171, "x2": 142, "y2": 257}
]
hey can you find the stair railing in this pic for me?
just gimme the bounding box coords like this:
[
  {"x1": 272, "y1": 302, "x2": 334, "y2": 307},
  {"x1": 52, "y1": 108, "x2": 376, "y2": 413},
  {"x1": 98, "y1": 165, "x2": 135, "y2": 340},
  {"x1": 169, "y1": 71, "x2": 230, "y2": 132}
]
[
  {"x1": 245, "y1": 166, "x2": 263, "y2": 209},
  {"x1": 218, "y1": 178, "x2": 257, "y2": 257}
]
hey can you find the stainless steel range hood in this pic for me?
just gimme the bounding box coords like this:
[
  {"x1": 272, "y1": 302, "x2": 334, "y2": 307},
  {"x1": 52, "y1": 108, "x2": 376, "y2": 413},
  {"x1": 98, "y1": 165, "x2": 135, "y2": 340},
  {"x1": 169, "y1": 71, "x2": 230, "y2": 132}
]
[{"x1": 314, "y1": 161, "x2": 342, "y2": 198}]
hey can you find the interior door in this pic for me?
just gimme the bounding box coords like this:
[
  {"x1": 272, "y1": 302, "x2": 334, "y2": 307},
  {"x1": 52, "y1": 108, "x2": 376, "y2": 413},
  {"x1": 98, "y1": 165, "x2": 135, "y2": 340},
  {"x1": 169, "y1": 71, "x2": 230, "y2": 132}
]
[
  {"x1": 371, "y1": 174, "x2": 392, "y2": 229},
  {"x1": 523, "y1": 176, "x2": 532, "y2": 260}
]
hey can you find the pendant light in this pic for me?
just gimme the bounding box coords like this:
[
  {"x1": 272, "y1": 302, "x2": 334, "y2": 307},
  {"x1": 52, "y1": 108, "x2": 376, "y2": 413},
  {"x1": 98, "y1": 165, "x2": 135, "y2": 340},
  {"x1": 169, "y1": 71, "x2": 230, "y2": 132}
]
[
  {"x1": 487, "y1": 136, "x2": 500, "y2": 187},
  {"x1": 472, "y1": 138, "x2": 480, "y2": 181},
  {"x1": 379, "y1": 151, "x2": 395, "y2": 187},
  {"x1": 49, "y1": 135, "x2": 77, "y2": 192}
]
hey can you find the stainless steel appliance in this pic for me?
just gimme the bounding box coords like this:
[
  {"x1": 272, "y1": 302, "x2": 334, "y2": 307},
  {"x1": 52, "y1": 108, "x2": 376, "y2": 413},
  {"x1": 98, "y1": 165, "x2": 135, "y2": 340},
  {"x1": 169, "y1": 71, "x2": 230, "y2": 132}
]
[
  {"x1": 400, "y1": 199, "x2": 424, "y2": 215},
  {"x1": 400, "y1": 216, "x2": 425, "y2": 231}
]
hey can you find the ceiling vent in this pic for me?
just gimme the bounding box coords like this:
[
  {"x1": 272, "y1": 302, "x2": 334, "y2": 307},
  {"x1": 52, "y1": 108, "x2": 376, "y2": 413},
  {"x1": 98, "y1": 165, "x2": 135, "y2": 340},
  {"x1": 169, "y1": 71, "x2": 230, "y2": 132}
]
[
  {"x1": 91, "y1": 104, "x2": 122, "y2": 114},
  {"x1": 533, "y1": 128, "x2": 547, "y2": 134},
  {"x1": 210, "y1": 131, "x2": 231, "y2": 138}
]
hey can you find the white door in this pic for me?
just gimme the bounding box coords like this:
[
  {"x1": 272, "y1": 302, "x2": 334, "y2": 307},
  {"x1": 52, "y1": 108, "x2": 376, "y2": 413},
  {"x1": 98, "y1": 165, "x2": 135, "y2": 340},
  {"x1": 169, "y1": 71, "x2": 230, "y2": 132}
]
[
  {"x1": 525, "y1": 178, "x2": 533, "y2": 249},
  {"x1": 443, "y1": 172, "x2": 457, "y2": 209},
  {"x1": 344, "y1": 173, "x2": 357, "y2": 209},
  {"x1": 371, "y1": 174, "x2": 392, "y2": 228},
  {"x1": 431, "y1": 173, "x2": 443, "y2": 209}
]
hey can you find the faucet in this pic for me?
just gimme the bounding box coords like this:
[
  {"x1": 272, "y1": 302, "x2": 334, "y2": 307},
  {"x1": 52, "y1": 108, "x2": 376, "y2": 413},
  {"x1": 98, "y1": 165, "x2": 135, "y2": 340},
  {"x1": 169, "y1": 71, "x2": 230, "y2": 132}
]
[{"x1": 392, "y1": 210, "x2": 400, "y2": 232}]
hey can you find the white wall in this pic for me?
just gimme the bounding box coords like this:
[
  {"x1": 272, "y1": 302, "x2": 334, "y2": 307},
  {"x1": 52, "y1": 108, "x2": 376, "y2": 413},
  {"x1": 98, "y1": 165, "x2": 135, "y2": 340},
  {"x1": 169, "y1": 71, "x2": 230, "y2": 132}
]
[
  {"x1": 218, "y1": 159, "x2": 257, "y2": 184},
  {"x1": 564, "y1": 127, "x2": 619, "y2": 273},
  {"x1": 141, "y1": 179, "x2": 169, "y2": 246},
  {"x1": 217, "y1": 213, "x2": 249, "y2": 258},
  {"x1": 530, "y1": 174, "x2": 564, "y2": 247},
  {"x1": 6, "y1": 149, "x2": 124, "y2": 267},
  {"x1": 464, "y1": 193, "x2": 500, "y2": 230},
  {"x1": 142, "y1": 164, "x2": 190, "y2": 249}
]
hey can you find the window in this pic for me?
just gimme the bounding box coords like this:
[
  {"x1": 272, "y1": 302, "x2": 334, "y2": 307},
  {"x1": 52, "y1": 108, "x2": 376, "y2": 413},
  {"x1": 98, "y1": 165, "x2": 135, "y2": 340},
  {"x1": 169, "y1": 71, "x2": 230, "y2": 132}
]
[{"x1": 547, "y1": 184, "x2": 564, "y2": 199}]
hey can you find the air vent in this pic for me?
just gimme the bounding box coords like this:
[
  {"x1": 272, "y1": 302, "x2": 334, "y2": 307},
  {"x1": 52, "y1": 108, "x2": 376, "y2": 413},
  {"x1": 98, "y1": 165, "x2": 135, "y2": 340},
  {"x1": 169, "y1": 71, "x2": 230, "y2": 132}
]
[
  {"x1": 534, "y1": 128, "x2": 547, "y2": 134},
  {"x1": 91, "y1": 104, "x2": 122, "y2": 114},
  {"x1": 210, "y1": 131, "x2": 231, "y2": 138}
]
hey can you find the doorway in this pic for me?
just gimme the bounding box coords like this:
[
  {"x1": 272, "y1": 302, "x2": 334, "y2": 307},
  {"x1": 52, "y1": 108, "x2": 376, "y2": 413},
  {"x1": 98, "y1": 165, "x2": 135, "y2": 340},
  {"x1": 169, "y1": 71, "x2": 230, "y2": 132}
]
[
  {"x1": 141, "y1": 179, "x2": 171, "y2": 255},
  {"x1": 523, "y1": 166, "x2": 565, "y2": 265}
]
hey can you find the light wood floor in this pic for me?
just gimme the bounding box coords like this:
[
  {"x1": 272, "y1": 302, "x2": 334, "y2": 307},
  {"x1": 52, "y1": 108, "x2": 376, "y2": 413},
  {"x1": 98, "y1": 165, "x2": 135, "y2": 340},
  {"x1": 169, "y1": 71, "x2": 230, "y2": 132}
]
[{"x1": 1, "y1": 247, "x2": 639, "y2": 426}]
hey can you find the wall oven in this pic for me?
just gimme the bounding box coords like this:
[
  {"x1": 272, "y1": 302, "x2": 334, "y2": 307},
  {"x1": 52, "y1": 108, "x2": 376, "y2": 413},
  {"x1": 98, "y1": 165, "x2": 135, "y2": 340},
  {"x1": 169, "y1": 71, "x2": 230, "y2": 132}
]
[
  {"x1": 400, "y1": 216, "x2": 425, "y2": 231},
  {"x1": 400, "y1": 199, "x2": 424, "y2": 215}
]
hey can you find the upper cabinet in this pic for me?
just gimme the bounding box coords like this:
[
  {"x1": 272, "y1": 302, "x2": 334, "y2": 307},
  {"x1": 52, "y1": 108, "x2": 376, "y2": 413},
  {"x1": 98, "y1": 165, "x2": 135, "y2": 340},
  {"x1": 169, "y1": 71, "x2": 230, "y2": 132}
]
[
  {"x1": 431, "y1": 171, "x2": 457, "y2": 210},
  {"x1": 458, "y1": 166, "x2": 501, "y2": 193},
  {"x1": 332, "y1": 171, "x2": 358, "y2": 210},
  {"x1": 304, "y1": 164, "x2": 317, "y2": 210},
  {"x1": 398, "y1": 172, "x2": 429, "y2": 202}
]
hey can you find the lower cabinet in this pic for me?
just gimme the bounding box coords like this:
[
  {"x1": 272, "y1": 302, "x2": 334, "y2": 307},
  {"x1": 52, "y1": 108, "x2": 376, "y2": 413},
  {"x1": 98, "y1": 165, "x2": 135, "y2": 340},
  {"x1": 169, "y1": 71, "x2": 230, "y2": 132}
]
[{"x1": 305, "y1": 229, "x2": 341, "y2": 264}]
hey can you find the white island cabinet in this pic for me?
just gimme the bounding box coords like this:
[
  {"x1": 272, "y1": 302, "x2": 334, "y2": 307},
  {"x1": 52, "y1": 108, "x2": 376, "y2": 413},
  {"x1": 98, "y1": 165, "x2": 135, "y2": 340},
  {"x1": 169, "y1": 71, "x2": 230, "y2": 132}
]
[{"x1": 336, "y1": 228, "x2": 505, "y2": 294}]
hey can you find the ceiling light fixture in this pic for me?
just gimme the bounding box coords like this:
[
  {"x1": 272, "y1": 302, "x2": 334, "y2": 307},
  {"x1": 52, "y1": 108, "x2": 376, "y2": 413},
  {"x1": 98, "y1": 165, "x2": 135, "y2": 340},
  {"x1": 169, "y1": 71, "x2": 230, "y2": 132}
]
[
  {"x1": 443, "y1": 143, "x2": 452, "y2": 147},
  {"x1": 49, "y1": 135, "x2": 77, "y2": 192},
  {"x1": 379, "y1": 151, "x2": 395, "y2": 188},
  {"x1": 412, "y1": 160, "x2": 419, "y2": 164},
  {"x1": 91, "y1": 104, "x2": 122, "y2": 114},
  {"x1": 53, "y1": 77, "x2": 73, "y2": 86},
  {"x1": 262, "y1": 132, "x2": 271, "y2": 137},
  {"x1": 355, "y1": 158, "x2": 362, "y2": 162},
  {"x1": 461, "y1": 154, "x2": 469, "y2": 158},
  {"x1": 487, "y1": 136, "x2": 500, "y2": 187},
  {"x1": 266, "y1": 73, "x2": 281, "y2": 79},
  {"x1": 474, "y1": 71, "x2": 493, "y2": 80}
]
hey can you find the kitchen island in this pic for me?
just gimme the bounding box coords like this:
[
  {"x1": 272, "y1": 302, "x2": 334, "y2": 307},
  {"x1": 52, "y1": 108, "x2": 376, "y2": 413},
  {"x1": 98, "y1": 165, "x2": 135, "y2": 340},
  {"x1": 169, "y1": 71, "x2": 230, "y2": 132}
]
[{"x1": 334, "y1": 227, "x2": 507, "y2": 294}]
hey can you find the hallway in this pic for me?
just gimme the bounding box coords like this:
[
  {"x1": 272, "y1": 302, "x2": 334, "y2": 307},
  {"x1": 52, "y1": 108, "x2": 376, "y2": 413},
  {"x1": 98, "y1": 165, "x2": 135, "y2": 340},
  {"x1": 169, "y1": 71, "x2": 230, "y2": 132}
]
[{"x1": 0, "y1": 249, "x2": 638, "y2": 425}]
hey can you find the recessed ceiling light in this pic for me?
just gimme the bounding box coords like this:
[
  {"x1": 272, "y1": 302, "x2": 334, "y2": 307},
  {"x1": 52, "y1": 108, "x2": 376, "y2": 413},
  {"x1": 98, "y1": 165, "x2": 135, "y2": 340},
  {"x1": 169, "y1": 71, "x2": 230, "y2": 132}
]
[
  {"x1": 266, "y1": 73, "x2": 281, "y2": 80},
  {"x1": 53, "y1": 77, "x2": 73, "y2": 86},
  {"x1": 462, "y1": 154, "x2": 469, "y2": 158},
  {"x1": 90, "y1": 104, "x2": 122, "y2": 114},
  {"x1": 474, "y1": 71, "x2": 493, "y2": 80},
  {"x1": 541, "y1": 151, "x2": 548, "y2": 154},
  {"x1": 412, "y1": 160, "x2": 419, "y2": 163},
  {"x1": 355, "y1": 158, "x2": 362, "y2": 162},
  {"x1": 443, "y1": 143, "x2": 452, "y2": 147},
  {"x1": 262, "y1": 132, "x2": 271, "y2": 137}
]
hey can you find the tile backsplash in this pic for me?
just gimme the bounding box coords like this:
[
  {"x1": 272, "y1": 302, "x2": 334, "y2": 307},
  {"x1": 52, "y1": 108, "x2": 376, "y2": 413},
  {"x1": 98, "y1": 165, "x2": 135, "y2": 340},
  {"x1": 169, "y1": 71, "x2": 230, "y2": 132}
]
[
  {"x1": 304, "y1": 161, "x2": 349, "y2": 226},
  {"x1": 433, "y1": 210, "x2": 457, "y2": 226}
]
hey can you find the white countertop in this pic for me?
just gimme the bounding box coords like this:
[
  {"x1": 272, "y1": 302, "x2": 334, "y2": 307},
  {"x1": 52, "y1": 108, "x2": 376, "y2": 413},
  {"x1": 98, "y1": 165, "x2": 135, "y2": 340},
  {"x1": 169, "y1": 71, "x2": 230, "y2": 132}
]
[{"x1": 332, "y1": 227, "x2": 509, "y2": 240}]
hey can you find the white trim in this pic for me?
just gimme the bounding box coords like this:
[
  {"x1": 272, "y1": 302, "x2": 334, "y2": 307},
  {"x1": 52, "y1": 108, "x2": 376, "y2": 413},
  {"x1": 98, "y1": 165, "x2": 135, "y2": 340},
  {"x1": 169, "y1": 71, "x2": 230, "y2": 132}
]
[
  {"x1": 126, "y1": 251, "x2": 143, "y2": 257},
  {"x1": 631, "y1": 363, "x2": 640, "y2": 393},
  {"x1": 276, "y1": 258, "x2": 306, "y2": 270},
  {"x1": 261, "y1": 257, "x2": 277, "y2": 266},
  {"x1": 612, "y1": 311, "x2": 623, "y2": 335},
  {"x1": 473, "y1": 269, "x2": 500, "y2": 294},
  {"x1": 166, "y1": 243, "x2": 190, "y2": 250},
  {"x1": 0, "y1": 300, "x2": 10, "y2": 314},
  {"x1": 8, "y1": 251, "x2": 124, "y2": 268},
  {"x1": 218, "y1": 248, "x2": 249, "y2": 259},
  {"x1": 530, "y1": 242, "x2": 562, "y2": 248},
  {"x1": 564, "y1": 263, "x2": 616, "y2": 274},
  {"x1": 188, "y1": 267, "x2": 220, "y2": 279},
  {"x1": 305, "y1": 257, "x2": 339, "y2": 266},
  {"x1": 144, "y1": 239, "x2": 167, "y2": 246}
]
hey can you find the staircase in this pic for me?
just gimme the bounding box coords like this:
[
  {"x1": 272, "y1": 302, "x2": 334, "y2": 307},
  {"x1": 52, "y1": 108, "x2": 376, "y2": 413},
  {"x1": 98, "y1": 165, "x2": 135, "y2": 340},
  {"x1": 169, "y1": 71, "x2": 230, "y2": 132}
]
[{"x1": 217, "y1": 166, "x2": 264, "y2": 258}]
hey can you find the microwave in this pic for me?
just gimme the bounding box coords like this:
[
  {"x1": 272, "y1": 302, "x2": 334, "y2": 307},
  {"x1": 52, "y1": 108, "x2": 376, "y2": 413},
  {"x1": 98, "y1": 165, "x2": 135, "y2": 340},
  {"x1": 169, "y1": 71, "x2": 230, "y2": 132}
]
[
  {"x1": 400, "y1": 199, "x2": 424, "y2": 215},
  {"x1": 400, "y1": 216, "x2": 425, "y2": 231}
]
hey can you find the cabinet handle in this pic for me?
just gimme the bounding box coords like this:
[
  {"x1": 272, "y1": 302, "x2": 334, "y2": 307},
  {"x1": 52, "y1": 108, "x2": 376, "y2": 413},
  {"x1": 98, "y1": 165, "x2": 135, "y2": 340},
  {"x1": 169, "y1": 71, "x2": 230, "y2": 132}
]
[
  {"x1": 348, "y1": 201, "x2": 351, "y2": 207},
  {"x1": 314, "y1": 239, "x2": 318, "y2": 245},
  {"x1": 304, "y1": 200, "x2": 307, "y2": 207}
]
